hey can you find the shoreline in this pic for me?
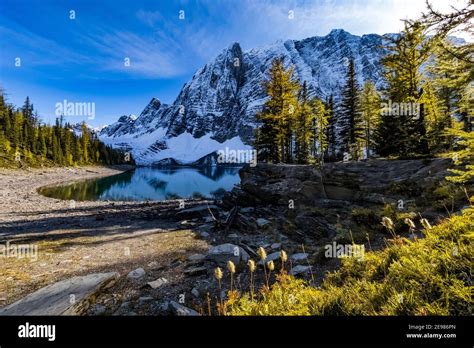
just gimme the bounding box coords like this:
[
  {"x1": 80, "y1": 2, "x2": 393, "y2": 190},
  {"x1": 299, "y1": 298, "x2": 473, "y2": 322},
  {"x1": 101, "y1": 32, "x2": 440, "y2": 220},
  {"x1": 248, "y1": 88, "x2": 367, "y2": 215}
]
[{"x1": 0, "y1": 165, "x2": 210, "y2": 310}]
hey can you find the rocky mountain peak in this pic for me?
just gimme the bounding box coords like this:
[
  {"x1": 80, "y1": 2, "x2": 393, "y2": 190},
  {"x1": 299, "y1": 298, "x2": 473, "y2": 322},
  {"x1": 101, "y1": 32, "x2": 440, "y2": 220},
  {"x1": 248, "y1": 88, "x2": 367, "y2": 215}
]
[{"x1": 99, "y1": 30, "x2": 389, "y2": 165}]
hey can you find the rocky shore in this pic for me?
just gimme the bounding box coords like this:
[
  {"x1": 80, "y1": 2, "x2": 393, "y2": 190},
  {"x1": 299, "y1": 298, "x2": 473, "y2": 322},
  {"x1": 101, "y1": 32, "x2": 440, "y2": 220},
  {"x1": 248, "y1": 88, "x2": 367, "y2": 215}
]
[{"x1": 0, "y1": 159, "x2": 454, "y2": 315}]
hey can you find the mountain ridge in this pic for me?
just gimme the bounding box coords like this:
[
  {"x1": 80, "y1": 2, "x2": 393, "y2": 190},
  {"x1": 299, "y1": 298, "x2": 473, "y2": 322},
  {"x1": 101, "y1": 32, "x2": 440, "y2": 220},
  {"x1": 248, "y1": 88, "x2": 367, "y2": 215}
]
[{"x1": 99, "y1": 29, "x2": 392, "y2": 165}]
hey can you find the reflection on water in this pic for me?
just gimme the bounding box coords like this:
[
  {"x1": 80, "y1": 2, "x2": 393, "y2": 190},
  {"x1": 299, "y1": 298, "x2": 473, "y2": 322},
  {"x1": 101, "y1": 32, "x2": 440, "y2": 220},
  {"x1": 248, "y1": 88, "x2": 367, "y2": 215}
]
[{"x1": 38, "y1": 166, "x2": 242, "y2": 201}]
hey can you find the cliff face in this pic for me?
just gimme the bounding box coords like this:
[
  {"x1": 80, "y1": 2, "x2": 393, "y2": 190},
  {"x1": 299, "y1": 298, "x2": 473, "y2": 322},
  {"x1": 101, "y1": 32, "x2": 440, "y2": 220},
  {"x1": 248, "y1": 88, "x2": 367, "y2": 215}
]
[{"x1": 100, "y1": 30, "x2": 389, "y2": 165}]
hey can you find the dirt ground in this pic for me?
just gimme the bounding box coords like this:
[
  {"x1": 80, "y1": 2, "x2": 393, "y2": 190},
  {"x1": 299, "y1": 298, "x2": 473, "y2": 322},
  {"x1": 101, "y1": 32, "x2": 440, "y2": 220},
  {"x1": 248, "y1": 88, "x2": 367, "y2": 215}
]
[{"x1": 0, "y1": 166, "x2": 209, "y2": 309}]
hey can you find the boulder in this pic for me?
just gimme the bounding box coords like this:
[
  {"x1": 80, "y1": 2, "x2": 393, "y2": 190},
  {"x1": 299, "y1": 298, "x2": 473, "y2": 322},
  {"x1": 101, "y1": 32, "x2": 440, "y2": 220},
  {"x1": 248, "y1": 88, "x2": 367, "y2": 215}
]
[
  {"x1": 127, "y1": 268, "x2": 146, "y2": 281},
  {"x1": 147, "y1": 278, "x2": 168, "y2": 289},
  {"x1": 206, "y1": 243, "x2": 249, "y2": 267},
  {"x1": 0, "y1": 272, "x2": 119, "y2": 315}
]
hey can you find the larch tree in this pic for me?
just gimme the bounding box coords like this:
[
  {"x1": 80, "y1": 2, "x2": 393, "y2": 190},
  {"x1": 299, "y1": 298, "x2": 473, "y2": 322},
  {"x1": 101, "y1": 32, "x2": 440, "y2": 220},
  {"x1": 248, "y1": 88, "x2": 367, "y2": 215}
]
[
  {"x1": 375, "y1": 22, "x2": 432, "y2": 157},
  {"x1": 255, "y1": 58, "x2": 300, "y2": 163},
  {"x1": 357, "y1": 81, "x2": 381, "y2": 158}
]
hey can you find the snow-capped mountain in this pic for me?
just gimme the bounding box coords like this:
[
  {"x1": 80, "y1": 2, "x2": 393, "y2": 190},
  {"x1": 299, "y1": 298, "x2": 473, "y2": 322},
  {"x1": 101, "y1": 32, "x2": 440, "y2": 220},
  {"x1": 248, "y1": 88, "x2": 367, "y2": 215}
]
[
  {"x1": 70, "y1": 122, "x2": 107, "y2": 137},
  {"x1": 99, "y1": 29, "x2": 389, "y2": 166}
]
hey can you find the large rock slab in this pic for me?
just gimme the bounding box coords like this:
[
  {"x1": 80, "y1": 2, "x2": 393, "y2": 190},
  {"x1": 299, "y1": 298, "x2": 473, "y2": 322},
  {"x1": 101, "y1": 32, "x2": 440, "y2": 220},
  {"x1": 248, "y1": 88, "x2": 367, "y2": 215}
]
[
  {"x1": 206, "y1": 243, "x2": 249, "y2": 267},
  {"x1": 0, "y1": 272, "x2": 119, "y2": 315}
]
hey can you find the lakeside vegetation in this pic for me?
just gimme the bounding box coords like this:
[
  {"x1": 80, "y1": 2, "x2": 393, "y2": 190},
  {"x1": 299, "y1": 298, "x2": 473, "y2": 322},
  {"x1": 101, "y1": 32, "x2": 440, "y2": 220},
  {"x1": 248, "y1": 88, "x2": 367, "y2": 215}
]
[{"x1": 0, "y1": 93, "x2": 132, "y2": 168}]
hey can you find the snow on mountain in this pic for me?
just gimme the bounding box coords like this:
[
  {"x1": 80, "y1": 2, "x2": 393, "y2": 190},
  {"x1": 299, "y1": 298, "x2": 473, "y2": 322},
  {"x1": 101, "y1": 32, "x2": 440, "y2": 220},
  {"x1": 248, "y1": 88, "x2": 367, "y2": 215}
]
[{"x1": 99, "y1": 29, "x2": 390, "y2": 166}]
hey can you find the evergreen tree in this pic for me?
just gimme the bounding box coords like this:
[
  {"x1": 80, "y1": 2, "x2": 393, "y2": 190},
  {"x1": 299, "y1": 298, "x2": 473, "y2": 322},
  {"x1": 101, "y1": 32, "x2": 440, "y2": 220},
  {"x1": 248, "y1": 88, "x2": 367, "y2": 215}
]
[
  {"x1": 310, "y1": 98, "x2": 328, "y2": 164},
  {"x1": 255, "y1": 58, "x2": 300, "y2": 163},
  {"x1": 338, "y1": 58, "x2": 360, "y2": 159},
  {"x1": 324, "y1": 95, "x2": 337, "y2": 161},
  {"x1": 295, "y1": 81, "x2": 313, "y2": 163},
  {"x1": 375, "y1": 22, "x2": 431, "y2": 157},
  {"x1": 357, "y1": 81, "x2": 381, "y2": 158},
  {"x1": 0, "y1": 92, "x2": 130, "y2": 167},
  {"x1": 81, "y1": 122, "x2": 90, "y2": 163}
]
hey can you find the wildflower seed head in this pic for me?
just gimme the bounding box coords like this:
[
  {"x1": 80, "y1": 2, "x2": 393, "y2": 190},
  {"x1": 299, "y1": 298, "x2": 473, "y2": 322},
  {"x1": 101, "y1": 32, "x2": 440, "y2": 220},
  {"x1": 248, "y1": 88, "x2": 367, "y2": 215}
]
[
  {"x1": 420, "y1": 218, "x2": 432, "y2": 230},
  {"x1": 267, "y1": 260, "x2": 275, "y2": 271},
  {"x1": 280, "y1": 250, "x2": 288, "y2": 262},
  {"x1": 248, "y1": 259, "x2": 256, "y2": 273},
  {"x1": 257, "y1": 247, "x2": 267, "y2": 261},
  {"x1": 404, "y1": 218, "x2": 416, "y2": 229},
  {"x1": 381, "y1": 217, "x2": 394, "y2": 230},
  {"x1": 227, "y1": 260, "x2": 236, "y2": 274},
  {"x1": 214, "y1": 267, "x2": 223, "y2": 280}
]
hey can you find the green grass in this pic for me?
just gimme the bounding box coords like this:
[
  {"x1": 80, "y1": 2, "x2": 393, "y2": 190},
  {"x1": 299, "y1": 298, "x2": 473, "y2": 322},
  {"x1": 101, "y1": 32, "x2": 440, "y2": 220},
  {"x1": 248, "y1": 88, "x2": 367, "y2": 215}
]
[{"x1": 227, "y1": 207, "x2": 473, "y2": 315}]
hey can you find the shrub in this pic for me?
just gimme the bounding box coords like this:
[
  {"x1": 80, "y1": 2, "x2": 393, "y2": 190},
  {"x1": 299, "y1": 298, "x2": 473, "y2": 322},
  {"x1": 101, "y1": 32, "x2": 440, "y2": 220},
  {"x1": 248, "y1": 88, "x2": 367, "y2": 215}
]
[{"x1": 226, "y1": 207, "x2": 473, "y2": 315}]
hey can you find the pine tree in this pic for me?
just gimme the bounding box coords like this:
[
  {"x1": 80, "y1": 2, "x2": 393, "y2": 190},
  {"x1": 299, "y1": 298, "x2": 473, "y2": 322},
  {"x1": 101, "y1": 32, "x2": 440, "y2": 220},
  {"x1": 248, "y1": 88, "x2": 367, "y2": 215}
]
[
  {"x1": 81, "y1": 122, "x2": 90, "y2": 163},
  {"x1": 295, "y1": 81, "x2": 313, "y2": 163},
  {"x1": 338, "y1": 58, "x2": 359, "y2": 159},
  {"x1": 357, "y1": 81, "x2": 381, "y2": 158}
]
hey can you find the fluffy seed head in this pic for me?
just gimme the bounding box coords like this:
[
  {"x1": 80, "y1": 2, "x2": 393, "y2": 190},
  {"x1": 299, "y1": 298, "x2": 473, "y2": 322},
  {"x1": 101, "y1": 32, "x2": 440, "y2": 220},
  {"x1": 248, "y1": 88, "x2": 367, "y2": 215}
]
[
  {"x1": 227, "y1": 260, "x2": 236, "y2": 274},
  {"x1": 420, "y1": 218, "x2": 432, "y2": 230},
  {"x1": 214, "y1": 267, "x2": 223, "y2": 280},
  {"x1": 267, "y1": 260, "x2": 275, "y2": 271},
  {"x1": 257, "y1": 247, "x2": 267, "y2": 261},
  {"x1": 280, "y1": 250, "x2": 288, "y2": 262},
  {"x1": 381, "y1": 217, "x2": 394, "y2": 230},
  {"x1": 404, "y1": 218, "x2": 416, "y2": 229},
  {"x1": 248, "y1": 259, "x2": 256, "y2": 273}
]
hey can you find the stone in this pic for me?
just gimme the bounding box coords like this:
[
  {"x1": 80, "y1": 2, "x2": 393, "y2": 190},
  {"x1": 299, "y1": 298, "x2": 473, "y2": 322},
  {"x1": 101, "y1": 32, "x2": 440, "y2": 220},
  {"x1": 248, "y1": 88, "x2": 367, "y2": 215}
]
[
  {"x1": 138, "y1": 296, "x2": 154, "y2": 305},
  {"x1": 206, "y1": 243, "x2": 249, "y2": 267},
  {"x1": 0, "y1": 272, "x2": 119, "y2": 315},
  {"x1": 126, "y1": 268, "x2": 146, "y2": 281},
  {"x1": 191, "y1": 288, "x2": 200, "y2": 298},
  {"x1": 270, "y1": 243, "x2": 282, "y2": 250},
  {"x1": 147, "y1": 278, "x2": 168, "y2": 289},
  {"x1": 290, "y1": 253, "x2": 308, "y2": 262},
  {"x1": 92, "y1": 304, "x2": 106, "y2": 315},
  {"x1": 257, "y1": 251, "x2": 282, "y2": 266},
  {"x1": 147, "y1": 261, "x2": 159, "y2": 269},
  {"x1": 256, "y1": 218, "x2": 271, "y2": 228},
  {"x1": 289, "y1": 265, "x2": 312, "y2": 276},
  {"x1": 184, "y1": 266, "x2": 207, "y2": 276},
  {"x1": 187, "y1": 254, "x2": 206, "y2": 262},
  {"x1": 200, "y1": 232, "x2": 210, "y2": 239},
  {"x1": 168, "y1": 301, "x2": 200, "y2": 316}
]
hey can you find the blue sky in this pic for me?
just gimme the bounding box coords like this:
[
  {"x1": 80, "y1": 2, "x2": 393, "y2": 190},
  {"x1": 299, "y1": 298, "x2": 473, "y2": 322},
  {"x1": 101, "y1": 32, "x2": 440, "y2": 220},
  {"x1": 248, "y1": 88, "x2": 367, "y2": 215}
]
[{"x1": 0, "y1": 0, "x2": 465, "y2": 127}]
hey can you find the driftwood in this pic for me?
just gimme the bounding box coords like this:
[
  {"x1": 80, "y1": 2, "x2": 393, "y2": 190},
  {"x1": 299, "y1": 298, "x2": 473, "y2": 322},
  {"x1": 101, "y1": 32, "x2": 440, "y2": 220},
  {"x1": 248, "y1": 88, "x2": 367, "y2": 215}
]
[
  {"x1": 223, "y1": 206, "x2": 239, "y2": 233},
  {"x1": 207, "y1": 204, "x2": 240, "y2": 233}
]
